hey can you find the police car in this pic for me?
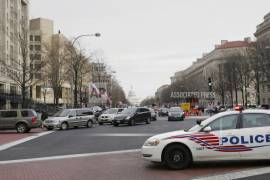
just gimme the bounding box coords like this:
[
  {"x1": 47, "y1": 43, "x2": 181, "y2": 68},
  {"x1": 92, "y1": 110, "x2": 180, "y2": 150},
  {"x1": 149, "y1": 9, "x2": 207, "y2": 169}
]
[{"x1": 142, "y1": 109, "x2": 270, "y2": 169}]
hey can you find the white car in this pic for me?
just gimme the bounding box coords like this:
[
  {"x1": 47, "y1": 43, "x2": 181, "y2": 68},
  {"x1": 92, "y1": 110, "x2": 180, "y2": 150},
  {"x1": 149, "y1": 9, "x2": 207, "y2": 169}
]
[
  {"x1": 142, "y1": 109, "x2": 270, "y2": 169},
  {"x1": 98, "y1": 108, "x2": 124, "y2": 125}
]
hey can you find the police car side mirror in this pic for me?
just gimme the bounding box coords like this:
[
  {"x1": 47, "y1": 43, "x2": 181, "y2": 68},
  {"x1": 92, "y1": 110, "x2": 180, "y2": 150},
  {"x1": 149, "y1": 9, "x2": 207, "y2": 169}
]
[{"x1": 203, "y1": 126, "x2": 212, "y2": 132}]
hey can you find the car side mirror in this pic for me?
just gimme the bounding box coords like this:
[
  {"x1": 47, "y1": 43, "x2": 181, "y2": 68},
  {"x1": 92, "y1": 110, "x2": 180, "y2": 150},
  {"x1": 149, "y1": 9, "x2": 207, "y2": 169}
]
[
  {"x1": 203, "y1": 126, "x2": 212, "y2": 132},
  {"x1": 68, "y1": 115, "x2": 73, "y2": 118}
]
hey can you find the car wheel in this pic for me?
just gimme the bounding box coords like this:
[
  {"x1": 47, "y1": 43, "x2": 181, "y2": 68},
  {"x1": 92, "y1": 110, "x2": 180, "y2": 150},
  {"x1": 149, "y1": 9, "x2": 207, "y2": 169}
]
[
  {"x1": 61, "y1": 122, "x2": 68, "y2": 130},
  {"x1": 16, "y1": 123, "x2": 28, "y2": 133},
  {"x1": 113, "y1": 123, "x2": 119, "y2": 127},
  {"x1": 98, "y1": 122, "x2": 103, "y2": 125},
  {"x1": 129, "y1": 119, "x2": 135, "y2": 126},
  {"x1": 164, "y1": 144, "x2": 192, "y2": 170},
  {"x1": 87, "y1": 120, "x2": 93, "y2": 128},
  {"x1": 146, "y1": 117, "x2": 151, "y2": 124}
]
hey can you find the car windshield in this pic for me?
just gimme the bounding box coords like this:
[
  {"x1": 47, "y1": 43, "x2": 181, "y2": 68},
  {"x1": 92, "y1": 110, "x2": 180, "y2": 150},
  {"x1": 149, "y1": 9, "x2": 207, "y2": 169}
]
[
  {"x1": 169, "y1": 107, "x2": 182, "y2": 112},
  {"x1": 53, "y1": 109, "x2": 71, "y2": 117},
  {"x1": 121, "y1": 108, "x2": 137, "y2": 114},
  {"x1": 187, "y1": 112, "x2": 232, "y2": 132},
  {"x1": 104, "y1": 108, "x2": 118, "y2": 114}
]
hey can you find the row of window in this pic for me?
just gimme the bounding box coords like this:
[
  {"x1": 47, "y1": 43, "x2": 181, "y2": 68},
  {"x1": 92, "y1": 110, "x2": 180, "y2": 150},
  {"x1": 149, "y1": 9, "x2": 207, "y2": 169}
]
[
  {"x1": 30, "y1": 35, "x2": 41, "y2": 42},
  {"x1": 30, "y1": 45, "x2": 41, "y2": 51},
  {"x1": 0, "y1": 83, "x2": 17, "y2": 94}
]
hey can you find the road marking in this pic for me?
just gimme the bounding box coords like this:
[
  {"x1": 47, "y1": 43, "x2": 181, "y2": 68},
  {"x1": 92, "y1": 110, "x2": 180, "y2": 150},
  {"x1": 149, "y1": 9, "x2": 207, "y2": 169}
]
[
  {"x1": 193, "y1": 167, "x2": 270, "y2": 180},
  {"x1": 89, "y1": 133, "x2": 155, "y2": 137},
  {"x1": 0, "y1": 149, "x2": 141, "y2": 165},
  {"x1": 0, "y1": 131, "x2": 54, "y2": 151}
]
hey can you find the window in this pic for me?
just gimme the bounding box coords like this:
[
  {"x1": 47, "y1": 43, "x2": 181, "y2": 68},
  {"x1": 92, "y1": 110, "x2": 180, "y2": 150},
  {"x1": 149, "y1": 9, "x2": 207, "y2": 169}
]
[
  {"x1": 10, "y1": 85, "x2": 16, "y2": 95},
  {"x1": 36, "y1": 86, "x2": 41, "y2": 98},
  {"x1": 35, "y1": 54, "x2": 41, "y2": 60},
  {"x1": 268, "y1": 85, "x2": 270, "y2": 92},
  {"x1": 242, "y1": 114, "x2": 270, "y2": 128},
  {"x1": 35, "y1": 35, "x2": 41, "y2": 42},
  {"x1": 21, "y1": 110, "x2": 34, "y2": 117},
  {"x1": 76, "y1": 110, "x2": 93, "y2": 116},
  {"x1": 1, "y1": 111, "x2": 17, "y2": 118},
  {"x1": 206, "y1": 115, "x2": 238, "y2": 131},
  {"x1": 0, "y1": 84, "x2": 4, "y2": 93},
  {"x1": 35, "y1": 45, "x2": 41, "y2": 51},
  {"x1": 30, "y1": 45, "x2": 33, "y2": 50},
  {"x1": 30, "y1": 35, "x2": 33, "y2": 41}
]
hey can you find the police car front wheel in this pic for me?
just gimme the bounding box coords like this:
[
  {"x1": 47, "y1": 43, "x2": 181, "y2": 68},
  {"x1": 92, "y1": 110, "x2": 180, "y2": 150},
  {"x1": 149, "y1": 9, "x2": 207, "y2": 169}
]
[{"x1": 163, "y1": 144, "x2": 192, "y2": 170}]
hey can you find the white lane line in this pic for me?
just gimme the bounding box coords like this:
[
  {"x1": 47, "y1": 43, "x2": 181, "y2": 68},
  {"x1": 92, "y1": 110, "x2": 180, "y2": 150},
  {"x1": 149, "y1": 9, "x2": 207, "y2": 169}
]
[
  {"x1": 0, "y1": 149, "x2": 141, "y2": 165},
  {"x1": 0, "y1": 131, "x2": 54, "y2": 151},
  {"x1": 193, "y1": 167, "x2": 270, "y2": 180},
  {"x1": 89, "y1": 133, "x2": 155, "y2": 137}
]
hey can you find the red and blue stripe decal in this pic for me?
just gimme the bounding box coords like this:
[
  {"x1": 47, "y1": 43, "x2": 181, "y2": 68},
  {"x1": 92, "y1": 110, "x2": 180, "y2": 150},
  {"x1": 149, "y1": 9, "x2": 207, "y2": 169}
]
[{"x1": 166, "y1": 133, "x2": 252, "y2": 152}]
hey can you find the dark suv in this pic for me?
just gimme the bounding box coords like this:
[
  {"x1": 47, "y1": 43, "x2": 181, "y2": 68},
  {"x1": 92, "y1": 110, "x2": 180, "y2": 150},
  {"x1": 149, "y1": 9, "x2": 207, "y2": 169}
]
[
  {"x1": 112, "y1": 107, "x2": 151, "y2": 126},
  {"x1": 0, "y1": 109, "x2": 41, "y2": 133}
]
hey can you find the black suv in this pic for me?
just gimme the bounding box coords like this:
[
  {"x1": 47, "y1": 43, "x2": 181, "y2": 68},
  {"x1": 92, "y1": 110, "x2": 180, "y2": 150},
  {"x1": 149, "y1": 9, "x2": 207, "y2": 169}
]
[{"x1": 112, "y1": 107, "x2": 151, "y2": 126}]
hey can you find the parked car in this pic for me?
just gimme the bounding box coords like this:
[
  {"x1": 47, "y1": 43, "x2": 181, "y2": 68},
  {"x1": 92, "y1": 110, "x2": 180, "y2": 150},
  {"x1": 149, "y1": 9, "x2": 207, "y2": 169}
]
[
  {"x1": 112, "y1": 107, "x2": 151, "y2": 126},
  {"x1": 149, "y1": 108, "x2": 157, "y2": 121},
  {"x1": 43, "y1": 108, "x2": 95, "y2": 130},
  {"x1": 0, "y1": 109, "x2": 41, "y2": 133},
  {"x1": 98, "y1": 108, "x2": 124, "y2": 125},
  {"x1": 158, "y1": 108, "x2": 168, "y2": 116},
  {"x1": 168, "y1": 107, "x2": 185, "y2": 121}
]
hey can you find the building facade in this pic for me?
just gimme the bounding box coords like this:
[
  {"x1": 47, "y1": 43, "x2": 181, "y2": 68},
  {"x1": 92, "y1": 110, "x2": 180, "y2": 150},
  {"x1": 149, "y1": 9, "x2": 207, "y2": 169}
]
[
  {"x1": 0, "y1": 0, "x2": 29, "y2": 109},
  {"x1": 29, "y1": 18, "x2": 72, "y2": 107},
  {"x1": 169, "y1": 39, "x2": 256, "y2": 107},
  {"x1": 254, "y1": 12, "x2": 270, "y2": 106}
]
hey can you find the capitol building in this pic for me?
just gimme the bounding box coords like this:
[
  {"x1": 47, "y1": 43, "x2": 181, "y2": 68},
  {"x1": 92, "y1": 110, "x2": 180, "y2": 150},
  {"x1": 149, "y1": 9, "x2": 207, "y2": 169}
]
[{"x1": 127, "y1": 87, "x2": 141, "y2": 106}]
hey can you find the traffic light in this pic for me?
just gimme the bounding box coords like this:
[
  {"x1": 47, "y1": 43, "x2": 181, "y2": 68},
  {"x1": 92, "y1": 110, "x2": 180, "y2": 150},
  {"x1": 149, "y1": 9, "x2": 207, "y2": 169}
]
[{"x1": 208, "y1": 77, "x2": 212, "y2": 92}]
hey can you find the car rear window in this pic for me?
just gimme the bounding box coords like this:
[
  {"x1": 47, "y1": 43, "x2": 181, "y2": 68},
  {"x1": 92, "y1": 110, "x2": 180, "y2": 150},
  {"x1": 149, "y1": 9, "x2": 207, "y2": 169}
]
[
  {"x1": 0, "y1": 111, "x2": 17, "y2": 118},
  {"x1": 21, "y1": 110, "x2": 34, "y2": 117}
]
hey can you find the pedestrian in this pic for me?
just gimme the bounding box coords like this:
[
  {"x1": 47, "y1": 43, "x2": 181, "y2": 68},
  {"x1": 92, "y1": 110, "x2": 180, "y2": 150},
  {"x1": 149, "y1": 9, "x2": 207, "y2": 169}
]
[{"x1": 41, "y1": 111, "x2": 48, "y2": 129}]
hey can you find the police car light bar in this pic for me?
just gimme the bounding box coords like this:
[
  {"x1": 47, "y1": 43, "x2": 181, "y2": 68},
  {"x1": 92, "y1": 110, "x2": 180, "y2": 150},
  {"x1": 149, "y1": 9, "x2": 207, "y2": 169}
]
[{"x1": 234, "y1": 105, "x2": 243, "y2": 112}]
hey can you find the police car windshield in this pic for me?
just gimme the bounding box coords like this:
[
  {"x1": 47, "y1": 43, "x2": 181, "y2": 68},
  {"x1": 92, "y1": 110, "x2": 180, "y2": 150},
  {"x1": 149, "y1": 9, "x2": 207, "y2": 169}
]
[{"x1": 187, "y1": 113, "x2": 225, "y2": 132}]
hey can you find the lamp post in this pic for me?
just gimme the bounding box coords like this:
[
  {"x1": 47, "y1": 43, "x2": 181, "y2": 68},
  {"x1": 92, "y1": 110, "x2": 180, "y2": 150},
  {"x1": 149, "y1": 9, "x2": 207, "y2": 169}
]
[{"x1": 70, "y1": 33, "x2": 101, "y2": 108}]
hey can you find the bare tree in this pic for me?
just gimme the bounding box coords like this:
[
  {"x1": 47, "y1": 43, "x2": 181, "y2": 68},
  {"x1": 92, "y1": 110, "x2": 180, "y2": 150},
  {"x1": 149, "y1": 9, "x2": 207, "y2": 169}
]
[{"x1": 43, "y1": 37, "x2": 68, "y2": 106}]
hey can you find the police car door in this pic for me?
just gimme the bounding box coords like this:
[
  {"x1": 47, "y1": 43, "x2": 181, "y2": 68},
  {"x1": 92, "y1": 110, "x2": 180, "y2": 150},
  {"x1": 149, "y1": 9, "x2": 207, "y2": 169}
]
[
  {"x1": 200, "y1": 114, "x2": 241, "y2": 160},
  {"x1": 238, "y1": 113, "x2": 270, "y2": 159}
]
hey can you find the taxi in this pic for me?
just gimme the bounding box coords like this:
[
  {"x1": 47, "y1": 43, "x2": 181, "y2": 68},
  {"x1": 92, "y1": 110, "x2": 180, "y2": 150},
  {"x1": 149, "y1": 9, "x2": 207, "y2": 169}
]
[{"x1": 142, "y1": 109, "x2": 270, "y2": 169}]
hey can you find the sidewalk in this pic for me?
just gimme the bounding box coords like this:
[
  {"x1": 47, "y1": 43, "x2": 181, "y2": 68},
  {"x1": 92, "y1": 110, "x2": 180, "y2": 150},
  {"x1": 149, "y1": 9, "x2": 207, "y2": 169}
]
[{"x1": 0, "y1": 151, "x2": 267, "y2": 180}]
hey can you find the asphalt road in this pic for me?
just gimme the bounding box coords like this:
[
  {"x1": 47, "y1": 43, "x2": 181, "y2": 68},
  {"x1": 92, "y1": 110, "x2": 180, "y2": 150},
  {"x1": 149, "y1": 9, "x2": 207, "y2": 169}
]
[{"x1": 0, "y1": 116, "x2": 197, "y2": 161}]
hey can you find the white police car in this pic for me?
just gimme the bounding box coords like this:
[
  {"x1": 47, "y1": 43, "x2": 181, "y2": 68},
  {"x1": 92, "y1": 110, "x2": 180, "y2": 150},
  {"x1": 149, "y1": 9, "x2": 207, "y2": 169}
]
[{"x1": 142, "y1": 109, "x2": 270, "y2": 169}]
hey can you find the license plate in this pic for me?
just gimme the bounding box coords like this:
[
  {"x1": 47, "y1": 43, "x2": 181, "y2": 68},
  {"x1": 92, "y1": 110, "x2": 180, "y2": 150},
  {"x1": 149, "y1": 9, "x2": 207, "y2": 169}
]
[{"x1": 117, "y1": 121, "x2": 120, "y2": 123}]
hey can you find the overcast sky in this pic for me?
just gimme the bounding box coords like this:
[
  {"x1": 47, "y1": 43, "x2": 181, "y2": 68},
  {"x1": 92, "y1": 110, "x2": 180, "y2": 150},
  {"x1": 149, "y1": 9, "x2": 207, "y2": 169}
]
[{"x1": 30, "y1": 0, "x2": 270, "y2": 100}]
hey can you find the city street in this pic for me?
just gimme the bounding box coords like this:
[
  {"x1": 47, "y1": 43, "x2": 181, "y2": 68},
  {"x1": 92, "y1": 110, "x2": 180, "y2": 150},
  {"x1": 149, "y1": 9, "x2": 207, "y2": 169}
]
[
  {"x1": 1, "y1": 116, "x2": 270, "y2": 180},
  {"x1": 0, "y1": 116, "x2": 195, "y2": 161}
]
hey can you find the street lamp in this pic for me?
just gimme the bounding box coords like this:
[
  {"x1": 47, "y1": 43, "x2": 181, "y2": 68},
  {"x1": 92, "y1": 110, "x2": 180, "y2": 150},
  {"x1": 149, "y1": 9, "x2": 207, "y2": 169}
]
[
  {"x1": 69, "y1": 33, "x2": 101, "y2": 108},
  {"x1": 71, "y1": 33, "x2": 101, "y2": 46}
]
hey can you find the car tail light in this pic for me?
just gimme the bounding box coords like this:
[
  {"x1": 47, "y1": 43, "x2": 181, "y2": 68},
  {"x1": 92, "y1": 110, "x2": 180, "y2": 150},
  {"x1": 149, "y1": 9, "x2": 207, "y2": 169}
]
[{"x1": 32, "y1": 116, "x2": 37, "y2": 124}]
